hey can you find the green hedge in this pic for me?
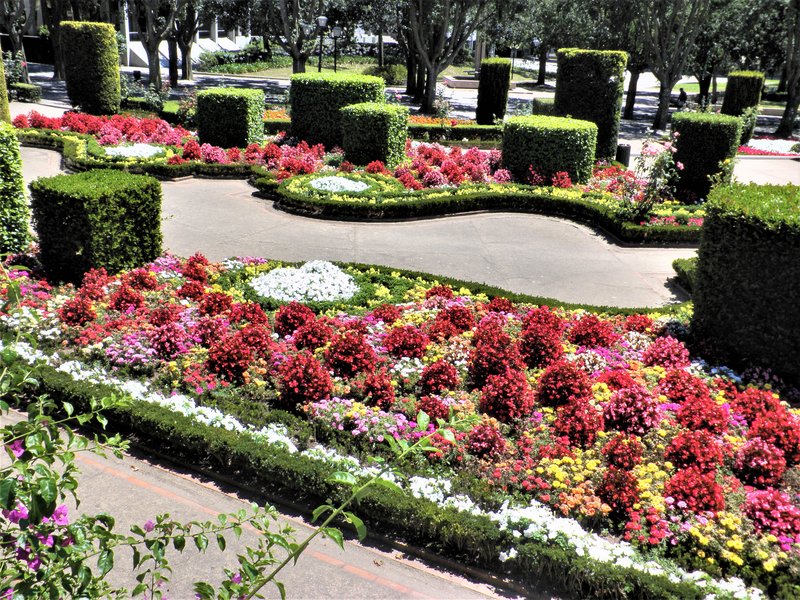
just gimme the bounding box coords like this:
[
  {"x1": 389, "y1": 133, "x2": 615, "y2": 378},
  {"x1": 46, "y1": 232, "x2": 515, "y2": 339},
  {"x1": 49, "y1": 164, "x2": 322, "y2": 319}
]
[
  {"x1": 476, "y1": 58, "x2": 512, "y2": 125},
  {"x1": 721, "y1": 71, "x2": 764, "y2": 116},
  {"x1": 554, "y1": 48, "x2": 627, "y2": 160},
  {"x1": 362, "y1": 64, "x2": 407, "y2": 86},
  {"x1": 290, "y1": 73, "x2": 384, "y2": 149},
  {"x1": 692, "y1": 183, "x2": 800, "y2": 384},
  {"x1": 530, "y1": 97, "x2": 555, "y2": 116},
  {"x1": 671, "y1": 112, "x2": 741, "y2": 199},
  {"x1": 672, "y1": 257, "x2": 697, "y2": 294},
  {"x1": 0, "y1": 59, "x2": 10, "y2": 123},
  {"x1": 10, "y1": 83, "x2": 42, "y2": 103},
  {"x1": 0, "y1": 122, "x2": 30, "y2": 253},
  {"x1": 29, "y1": 169, "x2": 162, "y2": 283},
  {"x1": 60, "y1": 21, "x2": 120, "y2": 115},
  {"x1": 196, "y1": 87, "x2": 265, "y2": 148},
  {"x1": 340, "y1": 102, "x2": 409, "y2": 166},
  {"x1": 502, "y1": 115, "x2": 597, "y2": 183},
  {"x1": 255, "y1": 175, "x2": 700, "y2": 246},
  {"x1": 264, "y1": 118, "x2": 503, "y2": 142}
]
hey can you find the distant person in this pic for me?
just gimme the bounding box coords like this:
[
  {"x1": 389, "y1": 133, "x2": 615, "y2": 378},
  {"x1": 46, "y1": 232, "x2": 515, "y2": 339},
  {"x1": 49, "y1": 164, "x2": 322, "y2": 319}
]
[{"x1": 677, "y1": 87, "x2": 688, "y2": 108}]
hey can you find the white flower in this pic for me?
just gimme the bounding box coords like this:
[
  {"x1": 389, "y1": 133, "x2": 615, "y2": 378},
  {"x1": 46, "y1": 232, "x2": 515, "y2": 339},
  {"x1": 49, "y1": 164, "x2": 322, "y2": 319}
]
[
  {"x1": 104, "y1": 143, "x2": 164, "y2": 159},
  {"x1": 309, "y1": 176, "x2": 370, "y2": 193},
  {"x1": 249, "y1": 261, "x2": 359, "y2": 303}
]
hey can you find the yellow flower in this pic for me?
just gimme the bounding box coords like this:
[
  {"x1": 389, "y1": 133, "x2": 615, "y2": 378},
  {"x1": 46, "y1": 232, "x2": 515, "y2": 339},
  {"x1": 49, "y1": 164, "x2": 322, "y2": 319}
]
[{"x1": 763, "y1": 558, "x2": 777, "y2": 572}]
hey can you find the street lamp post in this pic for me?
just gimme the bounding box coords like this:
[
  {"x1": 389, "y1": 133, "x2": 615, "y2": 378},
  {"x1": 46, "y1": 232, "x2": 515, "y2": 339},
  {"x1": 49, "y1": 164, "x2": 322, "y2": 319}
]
[
  {"x1": 331, "y1": 25, "x2": 343, "y2": 73},
  {"x1": 301, "y1": 22, "x2": 314, "y2": 72},
  {"x1": 316, "y1": 15, "x2": 328, "y2": 72}
]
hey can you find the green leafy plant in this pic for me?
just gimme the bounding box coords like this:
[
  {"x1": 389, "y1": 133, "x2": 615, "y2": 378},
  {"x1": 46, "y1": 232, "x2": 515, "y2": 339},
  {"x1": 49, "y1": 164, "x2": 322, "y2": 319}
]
[
  {"x1": 0, "y1": 121, "x2": 30, "y2": 253},
  {"x1": 476, "y1": 58, "x2": 512, "y2": 125},
  {"x1": 197, "y1": 87, "x2": 265, "y2": 148},
  {"x1": 60, "y1": 21, "x2": 120, "y2": 115},
  {"x1": 720, "y1": 71, "x2": 765, "y2": 117},
  {"x1": 340, "y1": 102, "x2": 409, "y2": 166}
]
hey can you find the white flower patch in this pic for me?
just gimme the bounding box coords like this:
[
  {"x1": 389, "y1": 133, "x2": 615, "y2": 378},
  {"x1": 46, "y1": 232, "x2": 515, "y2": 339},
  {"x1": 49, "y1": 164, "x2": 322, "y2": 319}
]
[
  {"x1": 745, "y1": 138, "x2": 800, "y2": 155},
  {"x1": 249, "y1": 261, "x2": 359, "y2": 303},
  {"x1": 104, "y1": 143, "x2": 165, "y2": 159},
  {"x1": 309, "y1": 176, "x2": 371, "y2": 193}
]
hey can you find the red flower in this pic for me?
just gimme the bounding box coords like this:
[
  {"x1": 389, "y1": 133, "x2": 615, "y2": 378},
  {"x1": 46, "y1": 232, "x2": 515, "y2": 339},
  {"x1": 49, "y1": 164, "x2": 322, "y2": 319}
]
[
  {"x1": 370, "y1": 304, "x2": 402, "y2": 324},
  {"x1": 364, "y1": 367, "x2": 395, "y2": 410},
  {"x1": 277, "y1": 351, "x2": 332, "y2": 411},
  {"x1": 199, "y1": 292, "x2": 233, "y2": 316},
  {"x1": 383, "y1": 325, "x2": 429, "y2": 359},
  {"x1": 642, "y1": 336, "x2": 690, "y2": 369},
  {"x1": 734, "y1": 438, "x2": 787, "y2": 488},
  {"x1": 676, "y1": 395, "x2": 729, "y2": 435},
  {"x1": 419, "y1": 360, "x2": 460, "y2": 396},
  {"x1": 467, "y1": 421, "x2": 507, "y2": 459},
  {"x1": 274, "y1": 302, "x2": 315, "y2": 338},
  {"x1": 553, "y1": 397, "x2": 604, "y2": 448},
  {"x1": 416, "y1": 395, "x2": 450, "y2": 421},
  {"x1": 664, "y1": 430, "x2": 725, "y2": 472},
  {"x1": 597, "y1": 467, "x2": 640, "y2": 520},
  {"x1": 551, "y1": 171, "x2": 572, "y2": 188},
  {"x1": 109, "y1": 285, "x2": 145, "y2": 313},
  {"x1": 603, "y1": 385, "x2": 660, "y2": 435},
  {"x1": 324, "y1": 330, "x2": 376, "y2": 378},
  {"x1": 536, "y1": 360, "x2": 592, "y2": 407},
  {"x1": 207, "y1": 334, "x2": 254, "y2": 383},
  {"x1": 480, "y1": 368, "x2": 534, "y2": 423},
  {"x1": 665, "y1": 467, "x2": 725, "y2": 513},
  {"x1": 58, "y1": 295, "x2": 96, "y2": 326},
  {"x1": 748, "y1": 409, "x2": 800, "y2": 466},
  {"x1": 292, "y1": 317, "x2": 333, "y2": 351},
  {"x1": 602, "y1": 433, "x2": 643, "y2": 470},
  {"x1": 519, "y1": 324, "x2": 563, "y2": 369}
]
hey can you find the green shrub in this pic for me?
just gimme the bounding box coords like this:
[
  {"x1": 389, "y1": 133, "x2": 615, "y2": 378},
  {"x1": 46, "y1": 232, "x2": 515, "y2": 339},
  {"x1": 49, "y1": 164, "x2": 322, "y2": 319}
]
[
  {"x1": 672, "y1": 112, "x2": 741, "y2": 199},
  {"x1": 362, "y1": 64, "x2": 407, "y2": 85},
  {"x1": 738, "y1": 106, "x2": 759, "y2": 145},
  {"x1": 0, "y1": 59, "x2": 10, "y2": 123},
  {"x1": 502, "y1": 115, "x2": 597, "y2": 183},
  {"x1": 340, "y1": 102, "x2": 409, "y2": 166},
  {"x1": 554, "y1": 48, "x2": 627, "y2": 160},
  {"x1": 30, "y1": 169, "x2": 162, "y2": 283},
  {"x1": 10, "y1": 82, "x2": 42, "y2": 103},
  {"x1": 0, "y1": 122, "x2": 30, "y2": 253},
  {"x1": 530, "y1": 97, "x2": 555, "y2": 116},
  {"x1": 290, "y1": 73, "x2": 384, "y2": 149},
  {"x1": 721, "y1": 70, "x2": 764, "y2": 116},
  {"x1": 196, "y1": 87, "x2": 265, "y2": 148},
  {"x1": 692, "y1": 183, "x2": 800, "y2": 384},
  {"x1": 476, "y1": 58, "x2": 512, "y2": 125},
  {"x1": 672, "y1": 257, "x2": 697, "y2": 294},
  {"x1": 60, "y1": 21, "x2": 120, "y2": 115}
]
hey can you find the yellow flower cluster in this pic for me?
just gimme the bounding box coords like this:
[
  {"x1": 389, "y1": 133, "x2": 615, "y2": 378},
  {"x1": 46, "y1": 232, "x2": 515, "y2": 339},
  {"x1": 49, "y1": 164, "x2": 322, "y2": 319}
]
[{"x1": 537, "y1": 449, "x2": 602, "y2": 490}]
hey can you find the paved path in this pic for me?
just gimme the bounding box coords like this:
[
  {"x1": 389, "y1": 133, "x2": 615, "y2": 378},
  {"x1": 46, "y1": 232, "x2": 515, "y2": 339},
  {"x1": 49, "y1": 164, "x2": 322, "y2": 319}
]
[
  {"x1": 1, "y1": 410, "x2": 524, "y2": 600},
  {"x1": 21, "y1": 146, "x2": 693, "y2": 308}
]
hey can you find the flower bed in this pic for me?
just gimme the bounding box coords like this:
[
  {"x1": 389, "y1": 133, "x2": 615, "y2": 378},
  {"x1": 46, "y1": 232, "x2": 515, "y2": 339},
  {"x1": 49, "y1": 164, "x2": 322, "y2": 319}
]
[
  {"x1": 15, "y1": 111, "x2": 700, "y2": 243},
  {"x1": 2, "y1": 254, "x2": 798, "y2": 598},
  {"x1": 738, "y1": 138, "x2": 800, "y2": 157}
]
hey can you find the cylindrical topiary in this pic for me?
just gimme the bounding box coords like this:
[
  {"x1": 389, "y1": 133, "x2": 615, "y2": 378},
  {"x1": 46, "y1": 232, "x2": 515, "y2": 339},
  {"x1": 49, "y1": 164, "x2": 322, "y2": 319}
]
[
  {"x1": 196, "y1": 88, "x2": 265, "y2": 148},
  {"x1": 30, "y1": 169, "x2": 162, "y2": 283},
  {"x1": 692, "y1": 183, "x2": 800, "y2": 385},
  {"x1": 290, "y1": 73, "x2": 384, "y2": 149},
  {"x1": 721, "y1": 71, "x2": 765, "y2": 116},
  {"x1": 672, "y1": 112, "x2": 741, "y2": 199},
  {"x1": 554, "y1": 48, "x2": 628, "y2": 160},
  {"x1": 340, "y1": 102, "x2": 409, "y2": 167},
  {"x1": 61, "y1": 21, "x2": 120, "y2": 115},
  {"x1": 502, "y1": 115, "x2": 597, "y2": 183},
  {"x1": 0, "y1": 121, "x2": 30, "y2": 253},
  {"x1": 0, "y1": 59, "x2": 10, "y2": 123},
  {"x1": 476, "y1": 58, "x2": 512, "y2": 125}
]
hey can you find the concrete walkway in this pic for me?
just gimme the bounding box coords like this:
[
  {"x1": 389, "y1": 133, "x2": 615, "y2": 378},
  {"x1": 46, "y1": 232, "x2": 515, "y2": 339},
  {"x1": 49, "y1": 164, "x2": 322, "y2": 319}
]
[{"x1": 21, "y1": 146, "x2": 693, "y2": 308}]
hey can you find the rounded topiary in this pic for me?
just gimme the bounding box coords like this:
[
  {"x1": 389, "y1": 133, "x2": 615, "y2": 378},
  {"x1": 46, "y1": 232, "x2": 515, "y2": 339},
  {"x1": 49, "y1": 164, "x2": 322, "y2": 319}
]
[
  {"x1": 290, "y1": 73, "x2": 384, "y2": 149},
  {"x1": 476, "y1": 58, "x2": 512, "y2": 125},
  {"x1": 340, "y1": 102, "x2": 408, "y2": 167},
  {"x1": 0, "y1": 59, "x2": 10, "y2": 123},
  {"x1": 0, "y1": 121, "x2": 30, "y2": 253},
  {"x1": 502, "y1": 115, "x2": 597, "y2": 183},
  {"x1": 672, "y1": 112, "x2": 741, "y2": 199},
  {"x1": 60, "y1": 21, "x2": 120, "y2": 115},
  {"x1": 554, "y1": 48, "x2": 628, "y2": 160},
  {"x1": 196, "y1": 88, "x2": 265, "y2": 148},
  {"x1": 721, "y1": 71, "x2": 765, "y2": 116}
]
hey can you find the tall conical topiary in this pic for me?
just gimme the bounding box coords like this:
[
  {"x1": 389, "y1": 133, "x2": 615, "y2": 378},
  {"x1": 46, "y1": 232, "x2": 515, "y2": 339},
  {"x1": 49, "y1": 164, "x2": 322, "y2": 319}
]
[
  {"x1": 0, "y1": 59, "x2": 11, "y2": 123},
  {"x1": 476, "y1": 58, "x2": 512, "y2": 125},
  {"x1": 61, "y1": 21, "x2": 120, "y2": 115}
]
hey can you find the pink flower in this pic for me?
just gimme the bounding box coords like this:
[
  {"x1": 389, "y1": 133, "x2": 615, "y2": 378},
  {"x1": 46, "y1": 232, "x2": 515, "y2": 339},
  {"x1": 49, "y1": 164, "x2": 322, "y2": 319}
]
[
  {"x1": 231, "y1": 572, "x2": 242, "y2": 584},
  {"x1": 7, "y1": 439, "x2": 24, "y2": 458},
  {"x1": 143, "y1": 519, "x2": 155, "y2": 533},
  {"x1": 675, "y1": 161, "x2": 684, "y2": 171}
]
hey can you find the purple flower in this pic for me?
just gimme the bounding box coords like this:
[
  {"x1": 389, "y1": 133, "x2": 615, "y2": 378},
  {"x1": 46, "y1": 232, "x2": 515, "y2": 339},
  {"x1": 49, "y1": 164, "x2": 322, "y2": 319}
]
[
  {"x1": 51, "y1": 504, "x2": 69, "y2": 526},
  {"x1": 231, "y1": 572, "x2": 242, "y2": 584},
  {"x1": 7, "y1": 439, "x2": 24, "y2": 458},
  {"x1": 144, "y1": 519, "x2": 155, "y2": 533}
]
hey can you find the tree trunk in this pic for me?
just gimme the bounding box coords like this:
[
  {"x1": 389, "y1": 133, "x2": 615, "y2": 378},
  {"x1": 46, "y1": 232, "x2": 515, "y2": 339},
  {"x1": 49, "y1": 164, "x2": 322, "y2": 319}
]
[
  {"x1": 146, "y1": 42, "x2": 162, "y2": 89},
  {"x1": 775, "y1": 86, "x2": 799, "y2": 137},
  {"x1": 168, "y1": 37, "x2": 179, "y2": 86},
  {"x1": 414, "y1": 61, "x2": 426, "y2": 103},
  {"x1": 778, "y1": 64, "x2": 787, "y2": 93},
  {"x1": 50, "y1": 26, "x2": 65, "y2": 80},
  {"x1": 421, "y1": 65, "x2": 437, "y2": 113},
  {"x1": 536, "y1": 48, "x2": 548, "y2": 85},
  {"x1": 178, "y1": 41, "x2": 193, "y2": 80},
  {"x1": 623, "y1": 68, "x2": 640, "y2": 120},
  {"x1": 653, "y1": 81, "x2": 672, "y2": 131},
  {"x1": 405, "y1": 52, "x2": 417, "y2": 95},
  {"x1": 9, "y1": 33, "x2": 31, "y2": 84},
  {"x1": 378, "y1": 28, "x2": 384, "y2": 68},
  {"x1": 711, "y1": 73, "x2": 718, "y2": 104},
  {"x1": 698, "y1": 74, "x2": 712, "y2": 105},
  {"x1": 292, "y1": 55, "x2": 306, "y2": 73}
]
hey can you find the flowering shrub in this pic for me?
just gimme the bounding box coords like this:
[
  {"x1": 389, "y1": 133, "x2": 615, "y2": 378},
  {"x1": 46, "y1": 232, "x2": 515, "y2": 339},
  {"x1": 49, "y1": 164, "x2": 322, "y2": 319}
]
[
  {"x1": 383, "y1": 325, "x2": 430, "y2": 359},
  {"x1": 665, "y1": 467, "x2": 725, "y2": 513},
  {"x1": 567, "y1": 314, "x2": 619, "y2": 348},
  {"x1": 603, "y1": 385, "x2": 660, "y2": 436},
  {"x1": 601, "y1": 434, "x2": 643, "y2": 470},
  {"x1": 664, "y1": 430, "x2": 725, "y2": 472},
  {"x1": 748, "y1": 410, "x2": 800, "y2": 465},
  {"x1": 480, "y1": 368, "x2": 533, "y2": 423},
  {"x1": 734, "y1": 438, "x2": 787, "y2": 488},
  {"x1": 419, "y1": 360, "x2": 460, "y2": 396},
  {"x1": 518, "y1": 324, "x2": 563, "y2": 369},
  {"x1": 325, "y1": 330, "x2": 376, "y2": 378},
  {"x1": 274, "y1": 301, "x2": 316, "y2": 337},
  {"x1": 553, "y1": 397, "x2": 604, "y2": 448},
  {"x1": 58, "y1": 295, "x2": 96, "y2": 326},
  {"x1": 597, "y1": 467, "x2": 640, "y2": 520},
  {"x1": 207, "y1": 334, "x2": 254, "y2": 383},
  {"x1": 466, "y1": 420, "x2": 506, "y2": 459},
  {"x1": 744, "y1": 490, "x2": 800, "y2": 544},
  {"x1": 536, "y1": 361, "x2": 592, "y2": 407},
  {"x1": 277, "y1": 351, "x2": 333, "y2": 411},
  {"x1": 641, "y1": 336, "x2": 691, "y2": 369},
  {"x1": 364, "y1": 367, "x2": 395, "y2": 410}
]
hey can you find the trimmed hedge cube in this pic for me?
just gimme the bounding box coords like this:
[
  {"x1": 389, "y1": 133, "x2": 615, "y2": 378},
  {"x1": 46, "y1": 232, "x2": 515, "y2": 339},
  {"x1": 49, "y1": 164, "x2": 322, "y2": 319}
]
[
  {"x1": 0, "y1": 59, "x2": 10, "y2": 123},
  {"x1": 502, "y1": 115, "x2": 597, "y2": 183},
  {"x1": 530, "y1": 97, "x2": 555, "y2": 116},
  {"x1": 692, "y1": 183, "x2": 800, "y2": 384},
  {"x1": 30, "y1": 170, "x2": 162, "y2": 283},
  {"x1": 554, "y1": 48, "x2": 628, "y2": 160},
  {"x1": 290, "y1": 73, "x2": 384, "y2": 149},
  {"x1": 0, "y1": 122, "x2": 30, "y2": 253},
  {"x1": 341, "y1": 102, "x2": 409, "y2": 167},
  {"x1": 721, "y1": 71, "x2": 764, "y2": 116},
  {"x1": 61, "y1": 21, "x2": 120, "y2": 115},
  {"x1": 196, "y1": 87, "x2": 265, "y2": 148},
  {"x1": 672, "y1": 112, "x2": 741, "y2": 199},
  {"x1": 476, "y1": 58, "x2": 512, "y2": 125},
  {"x1": 10, "y1": 83, "x2": 42, "y2": 103}
]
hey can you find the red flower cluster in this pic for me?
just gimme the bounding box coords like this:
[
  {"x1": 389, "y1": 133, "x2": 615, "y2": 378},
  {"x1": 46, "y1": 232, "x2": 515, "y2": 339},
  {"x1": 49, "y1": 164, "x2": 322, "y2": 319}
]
[
  {"x1": 748, "y1": 410, "x2": 800, "y2": 465},
  {"x1": 734, "y1": 438, "x2": 787, "y2": 488},
  {"x1": 553, "y1": 397, "x2": 604, "y2": 448},
  {"x1": 665, "y1": 467, "x2": 725, "y2": 513},
  {"x1": 642, "y1": 336, "x2": 691, "y2": 369},
  {"x1": 744, "y1": 489, "x2": 800, "y2": 542},
  {"x1": 536, "y1": 360, "x2": 591, "y2": 407},
  {"x1": 603, "y1": 385, "x2": 660, "y2": 435},
  {"x1": 419, "y1": 360, "x2": 460, "y2": 396},
  {"x1": 480, "y1": 368, "x2": 533, "y2": 423},
  {"x1": 469, "y1": 314, "x2": 520, "y2": 387},
  {"x1": 417, "y1": 395, "x2": 450, "y2": 421},
  {"x1": 664, "y1": 430, "x2": 725, "y2": 472},
  {"x1": 324, "y1": 330, "x2": 376, "y2": 378},
  {"x1": 277, "y1": 351, "x2": 333, "y2": 411},
  {"x1": 207, "y1": 334, "x2": 254, "y2": 383},
  {"x1": 383, "y1": 325, "x2": 430, "y2": 359},
  {"x1": 109, "y1": 285, "x2": 145, "y2": 313},
  {"x1": 567, "y1": 314, "x2": 619, "y2": 348},
  {"x1": 597, "y1": 467, "x2": 639, "y2": 520},
  {"x1": 601, "y1": 433, "x2": 643, "y2": 470},
  {"x1": 364, "y1": 367, "x2": 395, "y2": 410},
  {"x1": 293, "y1": 317, "x2": 333, "y2": 351},
  {"x1": 274, "y1": 302, "x2": 315, "y2": 337},
  {"x1": 58, "y1": 295, "x2": 96, "y2": 326},
  {"x1": 467, "y1": 421, "x2": 507, "y2": 459}
]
